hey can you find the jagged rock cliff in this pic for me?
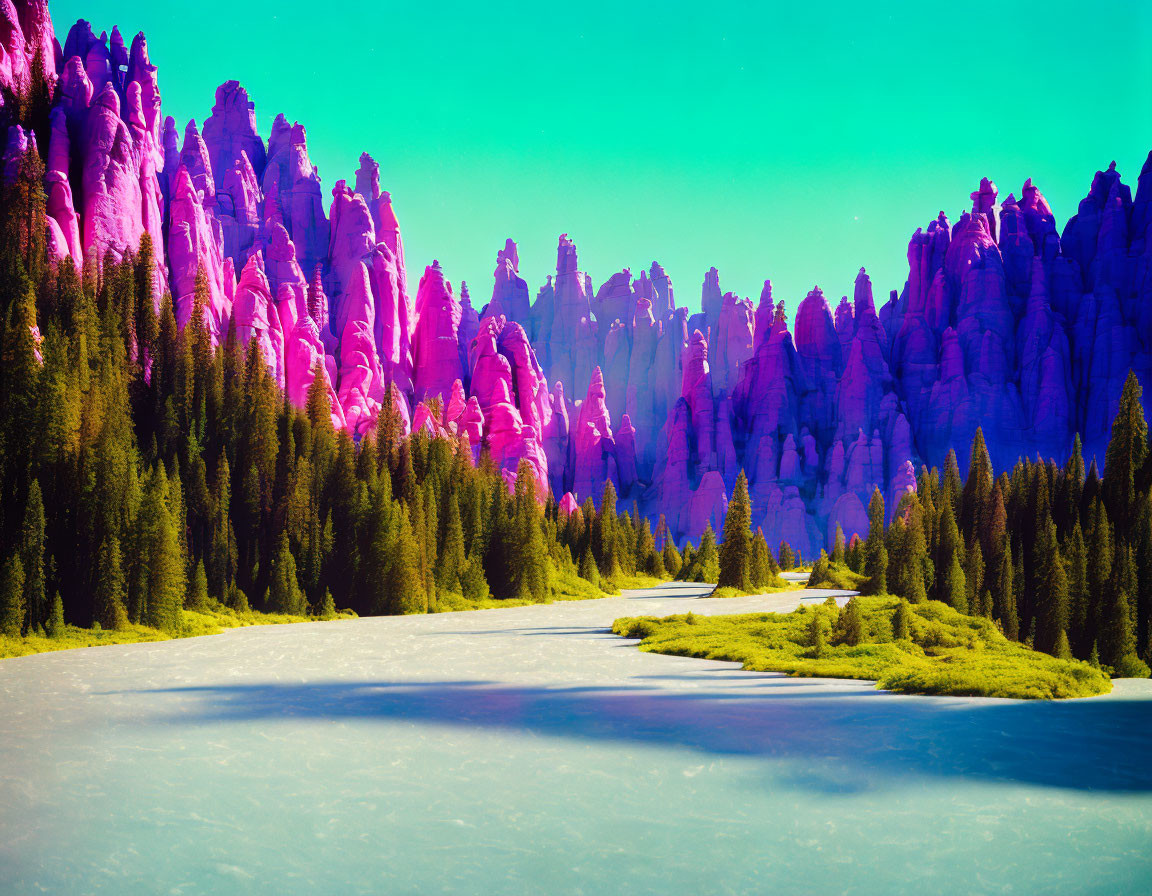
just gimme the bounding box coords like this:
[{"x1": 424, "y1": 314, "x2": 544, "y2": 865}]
[{"x1": 2, "y1": 0, "x2": 1149, "y2": 551}]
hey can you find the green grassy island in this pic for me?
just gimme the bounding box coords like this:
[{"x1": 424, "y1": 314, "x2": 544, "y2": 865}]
[{"x1": 613, "y1": 595, "x2": 1113, "y2": 700}]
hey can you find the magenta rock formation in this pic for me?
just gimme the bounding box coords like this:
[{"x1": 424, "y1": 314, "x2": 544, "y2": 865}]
[
  {"x1": 4, "y1": 1, "x2": 1150, "y2": 545},
  {"x1": 0, "y1": 0, "x2": 54, "y2": 94}
]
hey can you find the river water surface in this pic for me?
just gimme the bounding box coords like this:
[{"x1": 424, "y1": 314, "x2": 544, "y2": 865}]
[{"x1": 1, "y1": 582, "x2": 1150, "y2": 894}]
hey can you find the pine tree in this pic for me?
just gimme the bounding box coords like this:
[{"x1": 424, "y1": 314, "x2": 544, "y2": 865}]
[
  {"x1": 1, "y1": 283, "x2": 42, "y2": 484},
  {"x1": 962, "y1": 428, "x2": 994, "y2": 548},
  {"x1": 832, "y1": 523, "x2": 846, "y2": 565},
  {"x1": 718, "y1": 471, "x2": 753, "y2": 592},
  {"x1": 1033, "y1": 516, "x2": 1070, "y2": 657},
  {"x1": 593, "y1": 480, "x2": 622, "y2": 581},
  {"x1": 945, "y1": 554, "x2": 967, "y2": 614},
  {"x1": 135, "y1": 234, "x2": 159, "y2": 360},
  {"x1": 139, "y1": 466, "x2": 186, "y2": 635},
  {"x1": 637, "y1": 517, "x2": 665, "y2": 579},
  {"x1": 1099, "y1": 569, "x2": 1149, "y2": 678},
  {"x1": 750, "y1": 530, "x2": 774, "y2": 587},
  {"x1": 833, "y1": 597, "x2": 866, "y2": 646},
  {"x1": 268, "y1": 531, "x2": 306, "y2": 615},
  {"x1": 807, "y1": 550, "x2": 830, "y2": 588},
  {"x1": 778, "y1": 542, "x2": 795, "y2": 571},
  {"x1": 388, "y1": 509, "x2": 427, "y2": 615},
  {"x1": 0, "y1": 146, "x2": 46, "y2": 290},
  {"x1": 94, "y1": 536, "x2": 129, "y2": 631},
  {"x1": 438, "y1": 496, "x2": 467, "y2": 594},
  {"x1": 863, "y1": 488, "x2": 888, "y2": 595},
  {"x1": 934, "y1": 493, "x2": 965, "y2": 604},
  {"x1": 46, "y1": 591, "x2": 65, "y2": 638},
  {"x1": 845, "y1": 536, "x2": 864, "y2": 573},
  {"x1": 305, "y1": 361, "x2": 334, "y2": 433},
  {"x1": 992, "y1": 545, "x2": 1019, "y2": 640},
  {"x1": 188, "y1": 559, "x2": 210, "y2": 611},
  {"x1": 693, "y1": 525, "x2": 720, "y2": 583},
  {"x1": 1085, "y1": 498, "x2": 1113, "y2": 653},
  {"x1": 678, "y1": 543, "x2": 696, "y2": 579},
  {"x1": 1058, "y1": 434, "x2": 1086, "y2": 533},
  {"x1": 807, "y1": 607, "x2": 828, "y2": 658},
  {"x1": 509, "y1": 462, "x2": 549, "y2": 602},
  {"x1": 941, "y1": 449, "x2": 962, "y2": 517},
  {"x1": 1103, "y1": 371, "x2": 1148, "y2": 541},
  {"x1": 660, "y1": 522, "x2": 682, "y2": 579},
  {"x1": 1065, "y1": 522, "x2": 1089, "y2": 657},
  {"x1": 460, "y1": 553, "x2": 491, "y2": 603},
  {"x1": 19, "y1": 480, "x2": 46, "y2": 633},
  {"x1": 964, "y1": 539, "x2": 985, "y2": 617},
  {"x1": 890, "y1": 493, "x2": 928, "y2": 603},
  {"x1": 0, "y1": 556, "x2": 26, "y2": 637},
  {"x1": 1012, "y1": 537, "x2": 1027, "y2": 639},
  {"x1": 893, "y1": 599, "x2": 913, "y2": 640},
  {"x1": 578, "y1": 545, "x2": 601, "y2": 589},
  {"x1": 208, "y1": 452, "x2": 237, "y2": 601},
  {"x1": 984, "y1": 481, "x2": 1008, "y2": 570},
  {"x1": 1135, "y1": 499, "x2": 1152, "y2": 662}
]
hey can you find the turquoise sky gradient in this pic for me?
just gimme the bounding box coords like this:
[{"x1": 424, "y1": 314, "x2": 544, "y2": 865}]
[{"x1": 53, "y1": 0, "x2": 1152, "y2": 315}]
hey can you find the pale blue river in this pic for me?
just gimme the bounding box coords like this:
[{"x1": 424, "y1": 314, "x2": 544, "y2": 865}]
[{"x1": 1, "y1": 583, "x2": 1149, "y2": 895}]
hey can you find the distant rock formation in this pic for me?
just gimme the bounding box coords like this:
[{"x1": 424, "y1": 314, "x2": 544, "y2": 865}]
[{"x1": 2, "y1": 0, "x2": 1149, "y2": 550}]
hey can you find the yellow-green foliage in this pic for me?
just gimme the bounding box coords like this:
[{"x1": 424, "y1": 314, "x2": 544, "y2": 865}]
[
  {"x1": 0, "y1": 603, "x2": 354, "y2": 660},
  {"x1": 711, "y1": 578, "x2": 795, "y2": 599},
  {"x1": 434, "y1": 568, "x2": 653, "y2": 613},
  {"x1": 808, "y1": 561, "x2": 870, "y2": 591},
  {"x1": 606, "y1": 573, "x2": 665, "y2": 594},
  {"x1": 613, "y1": 596, "x2": 1112, "y2": 700}
]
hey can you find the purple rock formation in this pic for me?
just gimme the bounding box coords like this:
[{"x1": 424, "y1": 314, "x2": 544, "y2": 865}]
[{"x1": 11, "y1": 3, "x2": 1151, "y2": 544}]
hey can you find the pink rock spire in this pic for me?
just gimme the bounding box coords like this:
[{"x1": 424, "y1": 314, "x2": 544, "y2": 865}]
[
  {"x1": 412, "y1": 261, "x2": 463, "y2": 404},
  {"x1": 572, "y1": 367, "x2": 616, "y2": 503},
  {"x1": 488, "y1": 238, "x2": 530, "y2": 322},
  {"x1": 168, "y1": 165, "x2": 230, "y2": 334}
]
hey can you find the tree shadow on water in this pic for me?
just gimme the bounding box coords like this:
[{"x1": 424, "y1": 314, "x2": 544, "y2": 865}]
[{"x1": 128, "y1": 678, "x2": 1152, "y2": 794}]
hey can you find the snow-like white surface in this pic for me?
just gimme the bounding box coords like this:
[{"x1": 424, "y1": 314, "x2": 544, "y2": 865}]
[{"x1": 1, "y1": 582, "x2": 1150, "y2": 895}]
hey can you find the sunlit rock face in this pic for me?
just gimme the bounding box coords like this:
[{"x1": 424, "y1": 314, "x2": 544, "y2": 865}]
[{"x1": 15, "y1": 5, "x2": 1151, "y2": 530}]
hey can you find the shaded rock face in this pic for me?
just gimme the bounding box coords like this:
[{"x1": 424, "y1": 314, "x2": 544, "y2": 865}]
[
  {"x1": 34, "y1": 18, "x2": 167, "y2": 292},
  {"x1": 477, "y1": 170, "x2": 1149, "y2": 549},
  {"x1": 0, "y1": 0, "x2": 55, "y2": 95},
  {"x1": 13, "y1": 6, "x2": 1151, "y2": 526}
]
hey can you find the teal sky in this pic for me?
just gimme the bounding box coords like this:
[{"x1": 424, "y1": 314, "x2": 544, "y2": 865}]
[{"x1": 54, "y1": 0, "x2": 1152, "y2": 315}]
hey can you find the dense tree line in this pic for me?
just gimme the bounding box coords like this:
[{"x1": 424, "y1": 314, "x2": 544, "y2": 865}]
[
  {"x1": 812, "y1": 381, "x2": 1151, "y2": 677},
  {"x1": 0, "y1": 150, "x2": 674, "y2": 640},
  {"x1": 679, "y1": 369, "x2": 1150, "y2": 678}
]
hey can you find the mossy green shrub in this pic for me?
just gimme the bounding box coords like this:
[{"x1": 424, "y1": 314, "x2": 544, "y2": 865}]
[
  {"x1": 710, "y1": 578, "x2": 796, "y2": 599},
  {"x1": 434, "y1": 566, "x2": 627, "y2": 612},
  {"x1": 613, "y1": 596, "x2": 1112, "y2": 699},
  {"x1": 807, "y1": 561, "x2": 870, "y2": 592}
]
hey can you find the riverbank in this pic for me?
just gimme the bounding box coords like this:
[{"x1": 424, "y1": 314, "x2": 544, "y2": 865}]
[
  {"x1": 0, "y1": 604, "x2": 329, "y2": 660},
  {"x1": 0, "y1": 572, "x2": 666, "y2": 662}
]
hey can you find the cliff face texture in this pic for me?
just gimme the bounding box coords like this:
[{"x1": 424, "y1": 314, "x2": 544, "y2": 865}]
[{"x1": 3, "y1": 2, "x2": 1150, "y2": 553}]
